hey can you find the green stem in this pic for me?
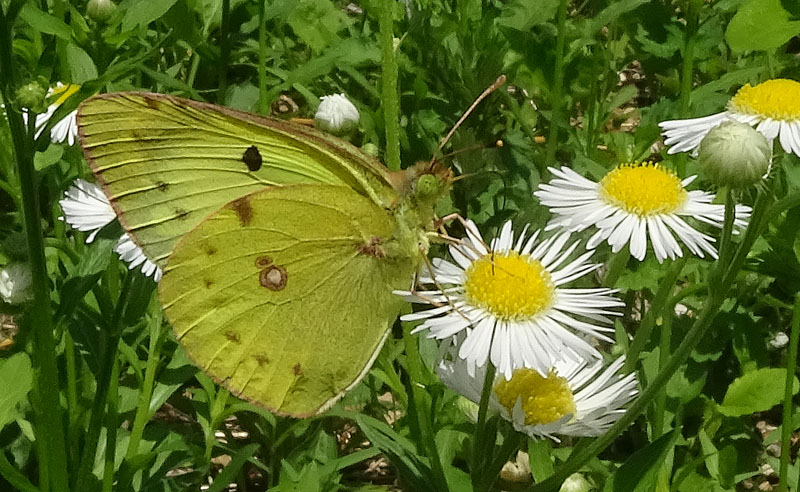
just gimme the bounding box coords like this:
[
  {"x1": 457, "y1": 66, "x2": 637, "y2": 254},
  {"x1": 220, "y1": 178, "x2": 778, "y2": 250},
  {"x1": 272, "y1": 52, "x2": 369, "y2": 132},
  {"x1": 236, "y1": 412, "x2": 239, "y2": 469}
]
[
  {"x1": 378, "y1": 0, "x2": 401, "y2": 171},
  {"x1": 258, "y1": 0, "x2": 268, "y2": 115},
  {"x1": 529, "y1": 186, "x2": 770, "y2": 492},
  {"x1": 603, "y1": 247, "x2": 630, "y2": 288},
  {"x1": 778, "y1": 294, "x2": 800, "y2": 492},
  {"x1": 675, "y1": 1, "x2": 697, "y2": 177},
  {"x1": 653, "y1": 306, "x2": 672, "y2": 438},
  {"x1": 125, "y1": 310, "x2": 164, "y2": 460},
  {"x1": 402, "y1": 325, "x2": 449, "y2": 491},
  {"x1": 217, "y1": 0, "x2": 231, "y2": 104},
  {"x1": 64, "y1": 330, "x2": 79, "y2": 473},
  {"x1": 0, "y1": 450, "x2": 39, "y2": 492},
  {"x1": 472, "y1": 361, "x2": 498, "y2": 491},
  {"x1": 543, "y1": 0, "x2": 568, "y2": 169},
  {"x1": 75, "y1": 273, "x2": 133, "y2": 492},
  {"x1": 623, "y1": 257, "x2": 686, "y2": 373},
  {"x1": 101, "y1": 358, "x2": 120, "y2": 492},
  {"x1": 0, "y1": 7, "x2": 69, "y2": 492}
]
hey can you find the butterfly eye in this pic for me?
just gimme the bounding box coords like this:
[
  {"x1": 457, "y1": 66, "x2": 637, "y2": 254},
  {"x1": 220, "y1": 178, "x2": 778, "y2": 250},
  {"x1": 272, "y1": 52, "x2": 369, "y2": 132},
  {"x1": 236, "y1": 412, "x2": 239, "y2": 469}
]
[{"x1": 416, "y1": 174, "x2": 439, "y2": 198}]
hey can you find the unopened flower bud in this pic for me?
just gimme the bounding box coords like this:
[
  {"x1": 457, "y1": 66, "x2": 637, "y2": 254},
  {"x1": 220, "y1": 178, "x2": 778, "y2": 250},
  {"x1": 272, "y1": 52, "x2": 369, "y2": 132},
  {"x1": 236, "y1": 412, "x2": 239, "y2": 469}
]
[
  {"x1": 361, "y1": 142, "x2": 380, "y2": 157},
  {"x1": 15, "y1": 82, "x2": 47, "y2": 112},
  {"x1": 0, "y1": 263, "x2": 33, "y2": 305},
  {"x1": 559, "y1": 473, "x2": 592, "y2": 492},
  {"x1": 87, "y1": 0, "x2": 116, "y2": 23},
  {"x1": 697, "y1": 120, "x2": 771, "y2": 188},
  {"x1": 315, "y1": 94, "x2": 359, "y2": 136}
]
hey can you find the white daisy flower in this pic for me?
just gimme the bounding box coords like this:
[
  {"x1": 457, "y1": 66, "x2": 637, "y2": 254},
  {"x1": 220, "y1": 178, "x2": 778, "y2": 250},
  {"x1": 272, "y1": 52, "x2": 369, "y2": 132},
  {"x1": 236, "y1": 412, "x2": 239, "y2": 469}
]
[
  {"x1": 534, "y1": 164, "x2": 751, "y2": 263},
  {"x1": 397, "y1": 220, "x2": 623, "y2": 378},
  {"x1": 659, "y1": 78, "x2": 800, "y2": 157},
  {"x1": 314, "y1": 93, "x2": 359, "y2": 135},
  {"x1": 437, "y1": 353, "x2": 637, "y2": 441},
  {"x1": 59, "y1": 179, "x2": 162, "y2": 281},
  {"x1": 19, "y1": 83, "x2": 81, "y2": 145},
  {"x1": 0, "y1": 263, "x2": 34, "y2": 305}
]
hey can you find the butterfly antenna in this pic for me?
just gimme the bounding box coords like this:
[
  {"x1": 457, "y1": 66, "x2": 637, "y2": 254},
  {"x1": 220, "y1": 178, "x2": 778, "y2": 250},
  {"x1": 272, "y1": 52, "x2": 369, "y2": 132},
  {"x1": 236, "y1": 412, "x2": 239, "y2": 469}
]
[{"x1": 429, "y1": 75, "x2": 507, "y2": 168}]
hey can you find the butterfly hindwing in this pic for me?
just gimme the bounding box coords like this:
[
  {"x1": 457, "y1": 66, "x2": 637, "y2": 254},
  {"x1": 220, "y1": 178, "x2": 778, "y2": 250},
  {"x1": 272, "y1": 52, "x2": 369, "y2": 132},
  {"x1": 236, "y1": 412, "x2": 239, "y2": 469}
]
[
  {"x1": 158, "y1": 184, "x2": 418, "y2": 417},
  {"x1": 77, "y1": 92, "x2": 396, "y2": 267}
]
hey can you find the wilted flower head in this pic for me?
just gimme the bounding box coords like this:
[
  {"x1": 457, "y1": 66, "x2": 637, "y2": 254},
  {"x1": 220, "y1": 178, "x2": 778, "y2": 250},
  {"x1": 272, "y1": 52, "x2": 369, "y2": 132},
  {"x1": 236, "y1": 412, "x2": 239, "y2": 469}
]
[
  {"x1": 0, "y1": 263, "x2": 33, "y2": 305},
  {"x1": 315, "y1": 94, "x2": 359, "y2": 135},
  {"x1": 698, "y1": 120, "x2": 771, "y2": 188}
]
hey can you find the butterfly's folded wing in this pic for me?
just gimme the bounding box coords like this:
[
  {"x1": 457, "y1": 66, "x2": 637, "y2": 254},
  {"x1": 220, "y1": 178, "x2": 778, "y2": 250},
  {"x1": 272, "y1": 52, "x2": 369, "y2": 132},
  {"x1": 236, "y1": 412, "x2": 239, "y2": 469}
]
[
  {"x1": 77, "y1": 92, "x2": 396, "y2": 267},
  {"x1": 159, "y1": 185, "x2": 417, "y2": 417}
]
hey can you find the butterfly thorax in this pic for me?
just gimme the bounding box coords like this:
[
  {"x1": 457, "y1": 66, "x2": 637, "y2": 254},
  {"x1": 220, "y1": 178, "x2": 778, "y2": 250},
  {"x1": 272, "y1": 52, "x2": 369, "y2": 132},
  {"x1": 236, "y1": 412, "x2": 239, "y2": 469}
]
[{"x1": 380, "y1": 161, "x2": 453, "y2": 264}]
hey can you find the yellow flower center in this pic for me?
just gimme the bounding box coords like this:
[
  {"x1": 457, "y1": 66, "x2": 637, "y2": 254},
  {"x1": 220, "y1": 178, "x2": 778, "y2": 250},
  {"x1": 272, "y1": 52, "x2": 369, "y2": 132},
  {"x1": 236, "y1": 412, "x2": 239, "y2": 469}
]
[
  {"x1": 494, "y1": 368, "x2": 576, "y2": 426},
  {"x1": 728, "y1": 79, "x2": 800, "y2": 121},
  {"x1": 463, "y1": 252, "x2": 554, "y2": 321},
  {"x1": 598, "y1": 162, "x2": 686, "y2": 217},
  {"x1": 51, "y1": 84, "x2": 81, "y2": 107}
]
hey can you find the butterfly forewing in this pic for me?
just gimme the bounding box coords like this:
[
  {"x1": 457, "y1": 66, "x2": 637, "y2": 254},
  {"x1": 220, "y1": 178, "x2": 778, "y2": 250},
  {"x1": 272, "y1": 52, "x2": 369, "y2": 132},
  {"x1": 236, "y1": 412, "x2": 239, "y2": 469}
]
[
  {"x1": 77, "y1": 92, "x2": 396, "y2": 266},
  {"x1": 158, "y1": 184, "x2": 418, "y2": 417}
]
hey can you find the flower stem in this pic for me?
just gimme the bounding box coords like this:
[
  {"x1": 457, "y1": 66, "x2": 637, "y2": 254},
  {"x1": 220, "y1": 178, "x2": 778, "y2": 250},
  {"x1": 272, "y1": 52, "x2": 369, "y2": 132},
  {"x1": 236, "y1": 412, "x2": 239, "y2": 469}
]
[
  {"x1": 528, "y1": 186, "x2": 770, "y2": 492},
  {"x1": 402, "y1": 325, "x2": 449, "y2": 491},
  {"x1": 125, "y1": 307, "x2": 163, "y2": 461},
  {"x1": 0, "y1": 6, "x2": 69, "y2": 492},
  {"x1": 623, "y1": 257, "x2": 686, "y2": 373},
  {"x1": 101, "y1": 358, "x2": 120, "y2": 492},
  {"x1": 472, "y1": 360, "x2": 498, "y2": 491},
  {"x1": 603, "y1": 246, "x2": 630, "y2": 287},
  {"x1": 75, "y1": 273, "x2": 133, "y2": 492},
  {"x1": 543, "y1": 0, "x2": 568, "y2": 170},
  {"x1": 778, "y1": 294, "x2": 800, "y2": 492},
  {"x1": 378, "y1": 0, "x2": 401, "y2": 171},
  {"x1": 258, "y1": 0, "x2": 268, "y2": 115},
  {"x1": 217, "y1": 0, "x2": 231, "y2": 104},
  {"x1": 675, "y1": 0, "x2": 697, "y2": 177}
]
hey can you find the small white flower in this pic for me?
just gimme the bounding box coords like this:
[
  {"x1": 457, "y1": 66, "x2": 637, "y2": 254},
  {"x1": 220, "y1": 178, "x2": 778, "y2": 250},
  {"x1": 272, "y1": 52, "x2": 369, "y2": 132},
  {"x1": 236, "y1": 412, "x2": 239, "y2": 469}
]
[
  {"x1": 22, "y1": 83, "x2": 80, "y2": 145},
  {"x1": 397, "y1": 220, "x2": 622, "y2": 378},
  {"x1": 59, "y1": 179, "x2": 162, "y2": 281},
  {"x1": 0, "y1": 263, "x2": 34, "y2": 305},
  {"x1": 535, "y1": 164, "x2": 751, "y2": 263},
  {"x1": 659, "y1": 78, "x2": 800, "y2": 158},
  {"x1": 559, "y1": 473, "x2": 593, "y2": 492},
  {"x1": 438, "y1": 352, "x2": 637, "y2": 441},
  {"x1": 769, "y1": 332, "x2": 789, "y2": 350},
  {"x1": 314, "y1": 93, "x2": 359, "y2": 135}
]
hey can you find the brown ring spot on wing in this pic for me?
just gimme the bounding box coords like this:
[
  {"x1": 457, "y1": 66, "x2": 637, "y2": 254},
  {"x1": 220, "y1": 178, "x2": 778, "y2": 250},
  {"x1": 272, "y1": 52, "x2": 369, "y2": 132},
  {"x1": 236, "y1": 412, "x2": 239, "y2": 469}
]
[
  {"x1": 253, "y1": 353, "x2": 270, "y2": 366},
  {"x1": 259, "y1": 265, "x2": 287, "y2": 291},
  {"x1": 155, "y1": 180, "x2": 169, "y2": 192},
  {"x1": 255, "y1": 255, "x2": 272, "y2": 268},
  {"x1": 242, "y1": 145, "x2": 263, "y2": 172},
  {"x1": 292, "y1": 363, "x2": 302, "y2": 376},
  {"x1": 229, "y1": 196, "x2": 253, "y2": 226},
  {"x1": 224, "y1": 330, "x2": 241, "y2": 343}
]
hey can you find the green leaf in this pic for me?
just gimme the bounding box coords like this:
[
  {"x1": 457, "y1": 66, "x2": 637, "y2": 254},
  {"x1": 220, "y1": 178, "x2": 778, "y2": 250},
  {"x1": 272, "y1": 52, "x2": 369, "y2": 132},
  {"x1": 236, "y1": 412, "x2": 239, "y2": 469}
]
[
  {"x1": 0, "y1": 353, "x2": 33, "y2": 428},
  {"x1": 725, "y1": 0, "x2": 800, "y2": 52},
  {"x1": 719, "y1": 367, "x2": 798, "y2": 416},
  {"x1": 34, "y1": 144, "x2": 63, "y2": 170},
  {"x1": 286, "y1": 0, "x2": 346, "y2": 52},
  {"x1": 496, "y1": 0, "x2": 559, "y2": 30},
  {"x1": 120, "y1": 0, "x2": 180, "y2": 31},
  {"x1": 65, "y1": 44, "x2": 98, "y2": 83},
  {"x1": 603, "y1": 430, "x2": 678, "y2": 492},
  {"x1": 20, "y1": 4, "x2": 72, "y2": 40}
]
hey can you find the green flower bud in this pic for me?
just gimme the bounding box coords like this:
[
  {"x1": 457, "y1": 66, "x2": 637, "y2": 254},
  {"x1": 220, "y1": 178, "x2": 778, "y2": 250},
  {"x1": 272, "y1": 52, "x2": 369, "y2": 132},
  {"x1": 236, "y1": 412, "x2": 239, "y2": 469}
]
[
  {"x1": 559, "y1": 473, "x2": 593, "y2": 492},
  {"x1": 87, "y1": 0, "x2": 116, "y2": 23},
  {"x1": 360, "y1": 142, "x2": 380, "y2": 157},
  {"x1": 15, "y1": 82, "x2": 47, "y2": 112},
  {"x1": 697, "y1": 120, "x2": 771, "y2": 188}
]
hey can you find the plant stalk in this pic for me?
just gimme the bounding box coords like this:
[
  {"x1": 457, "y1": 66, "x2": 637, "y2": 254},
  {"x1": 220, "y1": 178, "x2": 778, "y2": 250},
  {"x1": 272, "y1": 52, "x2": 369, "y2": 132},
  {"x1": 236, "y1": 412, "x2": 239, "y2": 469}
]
[
  {"x1": 378, "y1": 0, "x2": 401, "y2": 171},
  {"x1": 778, "y1": 294, "x2": 800, "y2": 492},
  {"x1": 0, "y1": 6, "x2": 69, "y2": 492},
  {"x1": 543, "y1": 0, "x2": 568, "y2": 169}
]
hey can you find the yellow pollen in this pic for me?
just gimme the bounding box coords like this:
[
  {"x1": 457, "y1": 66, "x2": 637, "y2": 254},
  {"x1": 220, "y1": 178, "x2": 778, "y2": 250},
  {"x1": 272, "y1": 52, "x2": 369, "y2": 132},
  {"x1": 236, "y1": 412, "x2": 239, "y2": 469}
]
[
  {"x1": 598, "y1": 162, "x2": 686, "y2": 217},
  {"x1": 463, "y1": 252, "x2": 554, "y2": 321},
  {"x1": 51, "y1": 84, "x2": 81, "y2": 107},
  {"x1": 729, "y1": 79, "x2": 800, "y2": 121},
  {"x1": 494, "y1": 368, "x2": 576, "y2": 426}
]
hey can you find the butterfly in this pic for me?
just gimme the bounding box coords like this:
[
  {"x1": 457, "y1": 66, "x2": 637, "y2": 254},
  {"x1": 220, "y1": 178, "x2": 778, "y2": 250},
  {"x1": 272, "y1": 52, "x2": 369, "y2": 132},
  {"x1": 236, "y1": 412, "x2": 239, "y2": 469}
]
[{"x1": 76, "y1": 92, "x2": 453, "y2": 417}]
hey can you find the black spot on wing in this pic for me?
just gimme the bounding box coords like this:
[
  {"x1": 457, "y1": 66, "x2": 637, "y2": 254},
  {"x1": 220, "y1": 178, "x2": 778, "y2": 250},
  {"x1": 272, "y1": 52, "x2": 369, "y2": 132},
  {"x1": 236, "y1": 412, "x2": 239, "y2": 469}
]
[{"x1": 242, "y1": 145, "x2": 262, "y2": 172}]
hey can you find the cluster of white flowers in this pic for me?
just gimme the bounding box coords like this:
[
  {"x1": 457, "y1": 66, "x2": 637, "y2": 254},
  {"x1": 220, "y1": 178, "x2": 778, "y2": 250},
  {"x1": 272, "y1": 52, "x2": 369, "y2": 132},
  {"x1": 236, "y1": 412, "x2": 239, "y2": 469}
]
[{"x1": 403, "y1": 78, "x2": 798, "y2": 441}]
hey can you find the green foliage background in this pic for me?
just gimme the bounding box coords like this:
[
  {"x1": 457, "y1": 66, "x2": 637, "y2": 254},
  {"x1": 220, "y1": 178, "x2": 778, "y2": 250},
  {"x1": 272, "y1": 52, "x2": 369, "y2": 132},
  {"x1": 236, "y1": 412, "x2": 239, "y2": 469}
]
[{"x1": 0, "y1": 0, "x2": 800, "y2": 491}]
